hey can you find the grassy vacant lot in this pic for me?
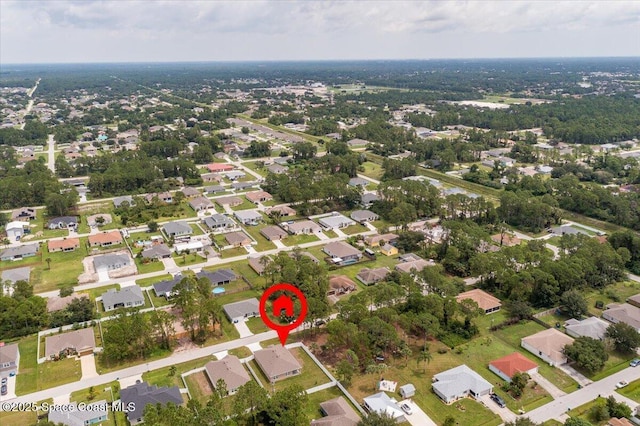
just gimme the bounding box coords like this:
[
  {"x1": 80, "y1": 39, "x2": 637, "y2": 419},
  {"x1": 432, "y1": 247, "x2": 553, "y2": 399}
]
[
  {"x1": 618, "y1": 377, "x2": 640, "y2": 403},
  {"x1": 250, "y1": 347, "x2": 331, "y2": 393},
  {"x1": 228, "y1": 346, "x2": 253, "y2": 359},
  {"x1": 15, "y1": 335, "x2": 82, "y2": 395},
  {"x1": 172, "y1": 251, "x2": 206, "y2": 267},
  {"x1": 360, "y1": 162, "x2": 384, "y2": 180},
  {"x1": 137, "y1": 273, "x2": 173, "y2": 287},
  {"x1": 26, "y1": 242, "x2": 88, "y2": 293},
  {"x1": 220, "y1": 247, "x2": 247, "y2": 259},
  {"x1": 0, "y1": 410, "x2": 37, "y2": 426},
  {"x1": 241, "y1": 223, "x2": 277, "y2": 252},
  {"x1": 566, "y1": 397, "x2": 609, "y2": 426},
  {"x1": 70, "y1": 380, "x2": 119, "y2": 403},
  {"x1": 585, "y1": 280, "x2": 640, "y2": 317},
  {"x1": 142, "y1": 355, "x2": 215, "y2": 388},
  {"x1": 341, "y1": 224, "x2": 368, "y2": 235},
  {"x1": 282, "y1": 233, "x2": 319, "y2": 246},
  {"x1": 230, "y1": 198, "x2": 259, "y2": 211},
  {"x1": 135, "y1": 257, "x2": 165, "y2": 274}
]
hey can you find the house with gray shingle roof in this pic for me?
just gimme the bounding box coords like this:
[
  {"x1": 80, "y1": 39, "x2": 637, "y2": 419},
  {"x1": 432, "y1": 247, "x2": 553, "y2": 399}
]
[
  {"x1": 141, "y1": 244, "x2": 172, "y2": 260},
  {"x1": 113, "y1": 195, "x2": 135, "y2": 208},
  {"x1": 223, "y1": 298, "x2": 260, "y2": 322},
  {"x1": 203, "y1": 214, "x2": 236, "y2": 230},
  {"x1": 49, "y1": 400, "x2": 108, "y2": 426},
  {"x1": 152, "y1": 275, "x2": 183, "y2": 298},
  {"x1": 0, "y1": 243, "x2": 39, "y2": 261},
  {"x1": 120, "y1": 381, "x2": 182, "y2": 426},
  {"x1": 93, "y1": 253, "x2": 131, "y2": 272},
  {"x1": 254, "y1": 346, "x2": 302, "y2": 383},
  {"x1": 162, "y1": 221, "x2": 193, "y2": 238},
  {"x1": 432, "y1": 364, "x2": 493, "y2": 404},
  {"x1": 0, "y1": 343, "x2": 19, "y2": 378},
  {"x1": 350, "y1": 210, "x2": 379, "y2": 223},
  {"x1": 197, "y1": 268, "x2": 236, "y2": 286},
  {"x1": 1, "y1": 266, "x2": 31, "y2": 284},
  {"x1": 101, "y1": 285, "x2": 144, "y2": 311},
  {"x1": 204, "y1": 356, "x2": 251, "y2": 395},
  {"x1": 234, "y1": 210, "x2": 263, "y2": 226},
  {"x1": 45, "y1": 328, "x2": 96, "y2": 358},
  {"x1": 564, "y1": 317, "x2": 610, "y2": 340}
]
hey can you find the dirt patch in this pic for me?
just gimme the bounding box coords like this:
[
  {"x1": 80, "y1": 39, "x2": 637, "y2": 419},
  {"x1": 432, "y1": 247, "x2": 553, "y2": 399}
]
[{"x1": 190, "y1": 370, "x2": 213, "y2": 398}]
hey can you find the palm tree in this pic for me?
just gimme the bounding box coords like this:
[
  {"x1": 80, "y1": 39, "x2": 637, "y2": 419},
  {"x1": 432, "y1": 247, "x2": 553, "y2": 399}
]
[
  {"x1": 417, "y1": 347, "x2": 433, "y2": 372},
  {"x1": 45, "y1": 257, "x2": 52, "y2": 270}
]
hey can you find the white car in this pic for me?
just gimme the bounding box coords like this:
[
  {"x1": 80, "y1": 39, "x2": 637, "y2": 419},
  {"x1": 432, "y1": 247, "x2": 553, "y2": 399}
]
[
  {"x1": 401, "y1": 403, "x2": 413, "y2": 415},
  {"x1": 616, "y1": 380, "x2": 629, "y2": 389}
]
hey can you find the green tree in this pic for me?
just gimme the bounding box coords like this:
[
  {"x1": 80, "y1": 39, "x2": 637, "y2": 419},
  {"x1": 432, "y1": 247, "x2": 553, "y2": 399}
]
[
  {"x1": 564, "y1": 417, "x2": 594, "y2": 426},
  {"x1": 233, "y1": 381, "x2": 268, "y2": 424},
  {"x1": 560, "y1": 289, "x2": 588, "y2": 319},
  {"x1": 606, "y1": 322, "x2": 640, "y2": 353},
  {"x1": 606, "y1": 395, "x2": 632, "y2": 418},
  {"x1": 265, "y1": 384, "x2": 308, "y2": 426},
  {"x1": 563, "y1": 336, "x2": 608, "y2": 373},
  {"x1": 358, "y1": 411, "x2": 398, "y2": 426},
  {"x1": 416, "y1": 347, "x2": 433, "y2": 372}
]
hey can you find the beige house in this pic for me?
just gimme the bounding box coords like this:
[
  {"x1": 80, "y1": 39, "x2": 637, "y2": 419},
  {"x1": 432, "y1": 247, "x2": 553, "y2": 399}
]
[
  {"x1": 456, "y1": 289, "x2": 502, "y2": 314},
  {"x1": 204, "y1": 356, "x2": 251, "y2": 395},
  {"x1": 521, "y1": 329, "x2": 574, "y2": 366},
  {"x1": 45, "y1": 328, "x2": 96, "y2": 359},
  {"x1": 253, "y1": 346, "x2": 302, "y2": 383}
]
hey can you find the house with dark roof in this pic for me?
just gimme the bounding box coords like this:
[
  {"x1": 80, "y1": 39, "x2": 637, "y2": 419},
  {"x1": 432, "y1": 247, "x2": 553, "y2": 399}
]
[
  {"x1": 225, "y1": 231, "x2": 251, "y2": 247},
  {"x1": 141, "y1": 244, "x2": 172, "y2": 260},
  {"x1": 197, "y1": 268, "x2": 236, "y2": 286},
  {"x1": 323, "y1": 241, "x2": 362, "y2": 262},
  {"x1": 152, "y1": 275, "x2": 183, "y2": 298},
  {"x1": 48, "y1": 400, "x2": 108, "y2": 426},
  {"x1": 328, "y1": 275, "x2": 356, "y2": 296},
  {"x1": 47, "y1": 216, "x2": 78, "y2": 230},
  {"x1": 0, "y1": 243, "x2": 39, "y2": 261},
  {"x1": 350, "y1": 210, "x2": 379, "y2": 223},
  {"x1": 1, "y1": 266, "x2": 31, "y2": 284},
  {"x1": 162, "y1": 221, "x2": 193, "y2": 238},
  {"x1": 311, "y1": 396, "x2": 360, "y2": 426},
  {"x1": 267, "y1": 163, "x2": 288, "y2": 174},
  {"x1": 489, "y1": 353, "x2": 539, "y2": 382},
  {"x1": 45, "y1": 328, "x2": 96, "y2": 358},
  {"x1": 361, "y1": 193, "x2": 379, "y2": 208},
  {"x1": 0, "y1": 343, "x2": 19, "y2": 377},
  {"x1": 204, "y1": 356, "x2": 251, "y2": 395},
  {"x1": 223, "y1": 298, "x2": 260, "y2": 322},
  {"x1": 204, "y1": 185, "x2": 225, "y2": 194},
  {"x1": 432, "y1": 364, "x2": 493, "y2": 404},
  {"x1": 348, "y1": 177, "x2": 369, "y2": 187},
  {"x1": 253, "y1": 346, "x2": 302, "y2": 383},
  {"x1": 120, "y1": 381, "x2": 183, "y2": 425},
  {"x1": 356, "y1": 267, "x2": 390, "y2": 285},
  {"x1": 101, "y1": 285, "x2": 144, "y2": 311}
]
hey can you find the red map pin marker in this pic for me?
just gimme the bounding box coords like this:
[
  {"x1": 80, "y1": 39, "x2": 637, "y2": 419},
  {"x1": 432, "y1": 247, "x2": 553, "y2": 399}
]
[{"x1": 259, "y1": 283, "x2": 308, "y2": 346}]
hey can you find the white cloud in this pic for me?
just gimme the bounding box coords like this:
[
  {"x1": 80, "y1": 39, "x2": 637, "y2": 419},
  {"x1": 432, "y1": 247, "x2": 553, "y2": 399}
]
[{"x1": 1, "y1": 0, "x2": 638, "y2": 63}]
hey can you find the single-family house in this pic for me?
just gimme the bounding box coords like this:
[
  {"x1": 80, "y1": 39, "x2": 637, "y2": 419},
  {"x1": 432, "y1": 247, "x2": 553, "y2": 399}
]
[
  {"x1": 627, "y1": 293, "x2": 640, "y2": 309},
  {"x1": 248, "y1": 256, "x2": 271, "y2": 275},
  {"x1": 319, "y1": 213, "x2": 356, "y2": 230},
  {"x1": 202, "y1": 173, "x2": 223, "y2": 183},
  {"x1": 521, "y1": 329, "x2": 574, "y2": 366},
  {"x1": 608, "y1": 418, "x2": 635, "y2": 426},
  {"x1": 120, "y1": 381, "x2": 183, "y2": 426},
  {"x1": 189, "y1": 196, "x2": 215, "y2": 212},
  {"x1": 204, "y1": 355, "x2": 251, "y2": 395},
  {"x1": 141, "y1": 244, "x2": 172, "y2": 260},
  {"x1": 88, "y1": 230, "x2": 123, "y2": 247},
  {"x1": 395, "y1": 259, "x2": 432, "y2": 274},
  {"x1": 261, "y1": 225, "x2": 288, "y2": 241},
  {"x1": 216, "y1": 196, "x2": 243, "y2": 207},
  {"x1": 364, "y1": 233, "x2": 399, "y2": 247},
  {"x1": 1, "y1": 267, "x2": 31, "y2": 285},
  {"x1": 203, "y1": 214, "x2": 236, "y2": 231},
  {"x1": 197, "y1": 268, "x2": 236, "y2": 286},
  {"x1": 204, "y1": 185, "x2": 225, "y2": 194},
  {"x1": 311, "y1": 396, "x2": 360, "y2": 426},
  {"x1": 490, "y1": 233, "x2": 522, "y2": 247},
  {"x1": 0, "y1": 343, "x2": 20, "y2": 377},
  {"x1": 234, "y1": 210, "x2": 263, "y2": 226},
  {"x1": 350, "y1": 210, "x2": 379, "y2": 223},
  {"x1": 399, "y1": 384, "x2": 415, "y2": 399},
  {"x1": 101, "y1": 285, "x2": 144, "y2": 311},
  {"x1": 48, "y1": 400, "x2": 108, "y2": 426},
  {"x1": 174, "y1": 240, "x2": 204, "y2": 254},
  {"x1": 231, "y1": 181, "x2": 256, "y2": 191},
  {"x1": 265, "y1": 205, "x2": 296, "y2": 217},
  {"x1": 152, "y1": 275, "x2": 183, "y2": 298},
  {"x1": 602, "y1": 303, "x2": 640, "y2": 332},
  {"x1": 267, "y1": 164, "x2": 288, "y2": 174},
  {"x1": 564, "y1": 317, "x2": 610, "y2": 340},
  {"x1": 48, "y1": 238, "x2": 81, "y2": 252},
  {"x1": 144, "y1": 192, "x2": 173, "y2": 204},
  {"x1": 224, "y1": 231, "x2": 252, "y2": 247},
  {"x1": 328, "y1": 275, "x2": 356, "y2": 296},
  {"x1": 207, "y1": 163, "x2": 234, "y2": 173},
  {"x1": 180, "y1": 187, "x2": 201, "y2": 198},
  {"x1": 224, "y1": 170, "x2": 246, "y2": 181},
  {"x1": 163, "y1": 221, "x2": 193, "y2": 238},
  {"x1": 245, "y1": 191, "x2": 273, "y2": 204},
  {"x1": 11, "y1": 207, "x2": 36, "y2": 222},
  {"x1": 356, "y1": 267, "x2": 390, "y2": 285},
  {"x1": 489, "y1": 353, "x2": 539, "y2": 382},
  {"x1": 47, "y1": 216, "x2": 78, "y2": 230},
  {"x1": 323, "y1": 241, "x2": 362, "y2": 262},
  {"x1": 5, "y1": 221, "x2": 26, "y2": 240},
  {"x1": 348, "y1": 177, "x2": 369, "y2": 187},
  {"x1": 361, "y1": 193, "x2": 379, "y2": 208},
  {"x1": 380, "y1": 244, "x2": 398, "y2": 256},
  {"x1": 347, "y1": 138, "x2": 370, "y2": 147},
  {"x1": 0, "y1": 243, "x2": 38, "y2": 261},
  {"x1": 432, "y1": 364, "x2": 493, "y2": 404},
  {"x1": 286, "y1": 220, "x2": 322, "y2": 235},
  {"x1": 455, "y1": 289, "x2": 502, "y2": 314},
  {"x1": 45, "y1": 328, "x2": 96, "y2": 358},
  {"x1": 93, "y1": 253, "x2": 131, "y2": 273},
  {"x1": 253, "y1": 346, "x2": 302, "y2": 383},
  {"x1": 46, "y1": 294, "x2": 88, "y2": 313},
  {"x1": 113, "y1": 195, "x2": 135, "y2": 208},
  {"x1": 362, "y1": 392, "x2": 405, "y2": 423},
  {"x1": 223, "y1": 298, "x2": 260, "y2": 322}
]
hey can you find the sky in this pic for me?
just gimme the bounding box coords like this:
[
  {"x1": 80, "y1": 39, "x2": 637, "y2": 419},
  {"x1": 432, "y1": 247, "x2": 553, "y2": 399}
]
[{"x1": 1, "y1": 0, "x2": 639, "y2": 64}]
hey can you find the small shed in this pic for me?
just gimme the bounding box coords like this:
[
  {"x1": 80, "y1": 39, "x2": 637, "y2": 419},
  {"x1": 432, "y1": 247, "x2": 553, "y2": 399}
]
[{"x1": 399, "y1": 383, "x2": 415, "y2": 398}]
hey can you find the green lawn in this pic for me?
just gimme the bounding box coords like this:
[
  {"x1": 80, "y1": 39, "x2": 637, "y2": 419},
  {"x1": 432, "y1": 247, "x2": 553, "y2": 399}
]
[
  {"x1": 341, "y1": 224, "x2": 368, "y2": 235},
  {"x1": 136, "y1": 273, "x2": 173, "y2": 287},
  {"x1": 584, "y1": 350, "x2": 637, "y2": 381},
  {"x1": 184, "y1": 370, "x2": 213, "y2": 403},
  {"x1": 27, "y1": 242, "x2": 88, "y2": 293},
  {"x1": 566, "y1": 397, "x2": 609, "y2": 426},
  {"x1": 15, "y1": 335, "x2": 82, "y2": 395},
  {"x1": 142, "y1": 355, "x2": 215, "y2": 389},
  {"x1": 230, "y1": 198, "x2": 259, "y2": 211},
  {"x1": 228, "y1": 346, "x2": 253, "y2": 359},
  {"x1": 618, "y1": 377, "x2": 640, "y2": 402},
  {"x1": 80, "y1": 283, "x2": 120, "y2": 302},
  {"x1": 220, "y1": 247, "x2": 248, "y2": 259},
  {"x1": 172, "y1": 251, "x2": 207, "y2": 267},
  {"x1": 245, "y1": 316, "x2": 269, "y2": 334},
  {"x1": 135, "y1": 257, "x2": 165, "y2": 274},
  {"x1": 282, "y1": 233, "x2": 319, "y2": 246},
  {"x1": 0, "y1": 410, "x2": 37, "y2": 426},
  {"x1": 253, "y1": 347, "x2": 332, "y2": 393},
  {"x1": 190, "y1": 223, "x2": 205, "y2": 236},
  {"x1": 360, "y1": 161, "x2": 384, "y2": 180},
  {"x1": 147, "y1": 288, "x2": 171, "y2": 307},
  {"x1": 242, "y1": 223, "x2": 277, "y2": 252},
  {"x1": 323, "y1": 230, "x2": 338, "y2": 239},
  {"x1": 585, "y1": 281, "x2": 640, "y2": 317},
  {"x1": 96, "y1": 347, "x2": 172, "y2": 375}
]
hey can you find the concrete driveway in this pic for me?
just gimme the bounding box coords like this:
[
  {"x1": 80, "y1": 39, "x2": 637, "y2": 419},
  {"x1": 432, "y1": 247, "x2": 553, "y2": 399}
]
[
  {"x1": 398, "y1": 399, "x2": 437, "y2": 426},
  {"x1": 80, "y1": 354, "x2": 99, "y2": 380},
  {"x1": 479, "y1": 394, "x2": 517, "y2": 423},
  {"x1": 0, "y1": 375, "x2": 17, "y2": 401},
  {"x1": 234, "y1": 320, "x2": 254, "y2": 338},
  {"x1": 530, "y1": 372, "x2": 566, "y2": 399}
]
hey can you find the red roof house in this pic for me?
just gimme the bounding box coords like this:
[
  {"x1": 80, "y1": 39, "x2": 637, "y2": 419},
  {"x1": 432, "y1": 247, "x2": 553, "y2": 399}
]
[{"x1": 489, "y1": 352, "x2": 538, "y2": 382}]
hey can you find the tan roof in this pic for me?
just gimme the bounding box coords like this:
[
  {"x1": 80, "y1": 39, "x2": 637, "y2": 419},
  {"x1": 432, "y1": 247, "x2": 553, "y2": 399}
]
[
  {"x1": 253, "y1": 346, "x2": 302, "y2": 379},
  {"x1": 225, "y1": 231, "x2": 250, "y2": 245},
  {"x1": 260, "y1": 226, "x2": 288, "y2": 240},
  {"x1": 0, "y1": 343, "x2": 19, "y2": 365},
  {"x1": 490, "y1": 233, "x2": 521, "y2": 246},
  {"x1": 48, "y1": 238, "x2": 80, "y2": 251},
  {"x1": 395, "y1": 259, "x2": 432, "y2": 274},
  {"x1": 311, "y1": 396, "x2": 360, "y2": 426},
  {"x1": 329, "y1": 275, "x2": 356, "y2": 291},
  {"x1": 521, "y1": 329, "x2": 574, "y2": 365},
  {"x1": 45, "y1": 328, "x2": 96, "y2": 358},
  {"x1": 609, "y1": 418, "x2": 634, "y2": 426},
  {"x1": 356, "y1": 267, "x2": 390, "y2": 284},
  {"x1": 287, "y1": 220, "x2": 321, "y2": 233},
  {"x1": 245, "y1": 191, "x2": 273, "y2": 203},
  {"x1": 88, "y1": 230, "x2": 122, "y2": 246},
  {"x1": 266, "y1": 205, "x2": 296, "y2": 216},
  {"x1": 627, "y1": 293, "x2": 640, "y2": 307},
  {"x1": 204, "y1": 356, "x2": 251, "y2": 391},
  {"x1": 248, "y1": 256, "x2": 271, "y2": 274},
  {"x1": 456, "y1": 289, "x2": 502, "y2": 312},
  {"x1": 603, "y1": 303, "x2": 640, "y2": 330},
  {"x1": 323, "y1": 241, "x2": 361, "y2": 258},
  {"x1": 216, "y1": 196, "x2": 242, "y2": 206},
  {"x1": 364, "y1": 233, "x2": 399, "y2": 246}
]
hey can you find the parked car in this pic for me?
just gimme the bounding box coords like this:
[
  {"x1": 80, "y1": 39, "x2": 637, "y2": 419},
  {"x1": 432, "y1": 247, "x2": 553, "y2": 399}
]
[
  {"x1": 1, "y1": 377, "x2": 6, "y2": 385},
  {"x1": 616, "y1": 380, "x2": 629, "y2": 389},
  {"x1": 630, "y1": 359, "x2": 640, "y2": 367},
  {"x1": 1, "y1": 384, "x2": 7, "y2": 395},
  {"x1": 490, "y1": 393, "x2": 506, "y2": 408},
  {"x1": 400, "y1": 403, "x2": 413, "y2": 415}
]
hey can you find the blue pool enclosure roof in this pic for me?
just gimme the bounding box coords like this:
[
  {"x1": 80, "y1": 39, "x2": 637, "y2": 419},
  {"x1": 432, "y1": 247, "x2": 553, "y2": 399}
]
[{"x1": 212, "y1": 287, "x2": 226, "y2": 295}]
